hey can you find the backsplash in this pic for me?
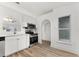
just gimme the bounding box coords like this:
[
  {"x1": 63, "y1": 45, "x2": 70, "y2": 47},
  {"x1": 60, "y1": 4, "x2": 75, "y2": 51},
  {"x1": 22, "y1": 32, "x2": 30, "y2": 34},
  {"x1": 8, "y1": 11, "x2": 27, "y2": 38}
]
[{"x1": 2, "y1": 20, "x2": 21, "y2": 32}]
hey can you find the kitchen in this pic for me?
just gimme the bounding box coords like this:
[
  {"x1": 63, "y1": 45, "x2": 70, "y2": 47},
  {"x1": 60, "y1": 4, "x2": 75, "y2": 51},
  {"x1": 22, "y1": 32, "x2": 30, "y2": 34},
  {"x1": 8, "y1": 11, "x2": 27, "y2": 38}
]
[
  {"x1": 0, "y1": 3, "x2": 38, "y2": 56},
  {"x1": 0, "y1": 2, "x2": 79, "y2": 57}
]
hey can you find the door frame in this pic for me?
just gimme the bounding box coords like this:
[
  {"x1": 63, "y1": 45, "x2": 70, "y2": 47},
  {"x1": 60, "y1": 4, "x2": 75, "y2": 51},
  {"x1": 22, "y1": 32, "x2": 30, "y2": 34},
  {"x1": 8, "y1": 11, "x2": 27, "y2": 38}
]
[{"x1": 41, "y1": 19, "x2": 51, "y2": 46}]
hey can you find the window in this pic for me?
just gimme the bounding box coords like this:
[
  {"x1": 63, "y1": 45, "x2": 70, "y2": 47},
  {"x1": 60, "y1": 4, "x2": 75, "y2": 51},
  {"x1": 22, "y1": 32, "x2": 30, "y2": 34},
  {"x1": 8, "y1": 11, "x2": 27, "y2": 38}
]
[{"x1": 59, "y1": 16, "x2": 70, "y2": 40}]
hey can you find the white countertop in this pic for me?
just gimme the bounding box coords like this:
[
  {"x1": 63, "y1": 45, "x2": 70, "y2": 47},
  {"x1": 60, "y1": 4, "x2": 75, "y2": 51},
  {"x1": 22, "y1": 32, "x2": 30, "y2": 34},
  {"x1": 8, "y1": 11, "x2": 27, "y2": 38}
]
[{"x1": 0, "y1": 31, "x2": 27, "y2": 37}]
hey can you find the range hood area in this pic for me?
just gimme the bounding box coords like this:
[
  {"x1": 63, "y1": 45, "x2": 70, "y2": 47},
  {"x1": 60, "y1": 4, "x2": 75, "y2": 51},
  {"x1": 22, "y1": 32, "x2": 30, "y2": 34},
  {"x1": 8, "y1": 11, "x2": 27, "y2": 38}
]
[
  {"x1": 23, "y1": 23, "x2": 38, "y2": 45},
  {"x1": 23, "y1": 23, "x2": 37, "y2": 35}
]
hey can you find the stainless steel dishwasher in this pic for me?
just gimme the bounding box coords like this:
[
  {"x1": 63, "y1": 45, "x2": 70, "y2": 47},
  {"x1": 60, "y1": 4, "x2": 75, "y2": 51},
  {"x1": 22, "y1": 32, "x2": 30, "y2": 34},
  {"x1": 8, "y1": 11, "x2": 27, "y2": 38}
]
[{"x1": 0, "y1": 37, "x2": 5, "y2": 57}]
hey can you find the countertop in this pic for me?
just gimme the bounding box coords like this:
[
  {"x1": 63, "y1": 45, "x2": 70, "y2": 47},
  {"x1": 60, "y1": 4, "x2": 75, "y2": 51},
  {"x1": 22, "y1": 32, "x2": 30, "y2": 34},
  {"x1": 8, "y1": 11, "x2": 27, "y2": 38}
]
[{"x1": 0, "y1": 31, "x2": 28, "y2": 37}]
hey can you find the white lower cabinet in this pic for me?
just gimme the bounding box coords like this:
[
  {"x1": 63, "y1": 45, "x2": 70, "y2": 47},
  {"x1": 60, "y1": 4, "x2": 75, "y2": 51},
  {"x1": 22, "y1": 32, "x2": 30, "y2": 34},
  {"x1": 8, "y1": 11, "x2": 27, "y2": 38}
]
[
  {"x1": 5, "y1": 34, "x2": 29, "y2": 56},
  {"x1": 18, "y1": 35, "x2": 29, "y2": 50},
  {"x1": 5, "y1": 36, "x2": 18, "y2": 56}
]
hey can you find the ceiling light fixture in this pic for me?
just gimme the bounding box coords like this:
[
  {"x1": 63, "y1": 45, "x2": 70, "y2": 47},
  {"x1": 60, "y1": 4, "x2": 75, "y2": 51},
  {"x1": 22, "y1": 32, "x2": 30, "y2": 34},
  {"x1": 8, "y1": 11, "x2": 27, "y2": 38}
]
[{"x1": 4, "y1": 17, "x2": 13, "y2": 22}]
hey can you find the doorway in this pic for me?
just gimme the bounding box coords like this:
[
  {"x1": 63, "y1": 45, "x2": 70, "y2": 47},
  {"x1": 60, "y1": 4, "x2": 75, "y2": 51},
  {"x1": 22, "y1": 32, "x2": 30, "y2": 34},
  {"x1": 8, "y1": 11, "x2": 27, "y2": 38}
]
[{"x1": 41, "y1": 20, "x2": 51, "y2": 47}]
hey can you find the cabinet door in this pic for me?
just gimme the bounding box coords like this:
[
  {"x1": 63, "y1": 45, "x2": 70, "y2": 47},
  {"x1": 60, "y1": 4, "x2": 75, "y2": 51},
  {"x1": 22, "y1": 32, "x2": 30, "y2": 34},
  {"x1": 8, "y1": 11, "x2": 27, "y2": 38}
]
[
  {"x1": 18, "y1": 35, "x2": 29, "y2": 50},
  {"x1": 5, "y1": 36, "x2": 18, "y2": 56}
]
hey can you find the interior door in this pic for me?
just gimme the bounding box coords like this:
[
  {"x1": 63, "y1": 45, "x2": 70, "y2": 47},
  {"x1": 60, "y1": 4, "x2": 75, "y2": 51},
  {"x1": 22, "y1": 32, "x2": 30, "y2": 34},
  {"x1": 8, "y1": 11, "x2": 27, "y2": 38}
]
[{"x1": 42, "y1": 20, "x2": 51, "y2": 41}]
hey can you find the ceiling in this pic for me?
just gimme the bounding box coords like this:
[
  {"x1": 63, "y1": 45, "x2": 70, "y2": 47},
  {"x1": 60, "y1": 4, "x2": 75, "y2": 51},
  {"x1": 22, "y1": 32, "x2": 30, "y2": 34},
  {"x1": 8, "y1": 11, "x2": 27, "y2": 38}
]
[
  {"x1": 14, "y1": 2, "x2": 75, "y2": 16},
  {"x1": 0, "y1": 2, "x2": 76, "y2": 17}
]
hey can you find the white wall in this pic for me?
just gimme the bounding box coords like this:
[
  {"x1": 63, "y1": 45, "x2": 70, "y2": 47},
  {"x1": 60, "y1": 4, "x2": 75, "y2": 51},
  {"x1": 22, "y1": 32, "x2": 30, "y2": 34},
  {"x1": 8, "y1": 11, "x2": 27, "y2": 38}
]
[
  {"x1": 0, "y1": 5, "x2": 23, "y2": 31},
  {"x1": 51, "y1": 4, "x2": 73, "y2": 52},
  {"x1": 71, "y1": 4, "x2": 79, "y2": 54},
  {"x1": 50, "y1": 4, "x2": 79, "y2": 55},
  {"x1": 37, "y1": 3, "x2": 79, "y2": 55},
  {"x1": 0, "y1": 5, "x2": 36, "y2": 35},
  {"x1": 37, "y1": 12, "x2": 53, "y2": 43},
  {"x1": 41, "y1": 20, "x2": 51, "y2": 41},
  {"x1": 22, "y1": 15, "x2": 36, "y2": 25}
]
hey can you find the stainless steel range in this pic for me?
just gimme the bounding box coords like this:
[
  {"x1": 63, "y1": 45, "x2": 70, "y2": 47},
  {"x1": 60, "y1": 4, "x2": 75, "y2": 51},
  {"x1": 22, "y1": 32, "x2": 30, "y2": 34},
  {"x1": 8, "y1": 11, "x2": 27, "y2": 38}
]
[{"x1": 24, "y1": 23, "x2": 38, "y2": 45}]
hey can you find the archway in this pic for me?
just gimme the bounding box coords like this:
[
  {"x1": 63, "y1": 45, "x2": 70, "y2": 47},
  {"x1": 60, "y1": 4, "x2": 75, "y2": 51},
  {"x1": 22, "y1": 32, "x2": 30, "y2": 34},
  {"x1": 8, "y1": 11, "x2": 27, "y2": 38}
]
[{"x1": 41, "y1": 20, "x2": 51, "y2": 47}]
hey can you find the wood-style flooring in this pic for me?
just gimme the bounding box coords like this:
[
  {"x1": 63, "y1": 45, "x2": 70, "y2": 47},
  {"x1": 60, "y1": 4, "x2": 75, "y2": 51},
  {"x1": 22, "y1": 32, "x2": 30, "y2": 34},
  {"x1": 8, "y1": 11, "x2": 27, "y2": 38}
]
[{"x1": 8, "y1": 41, "x2": 78, "y2": 57}]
